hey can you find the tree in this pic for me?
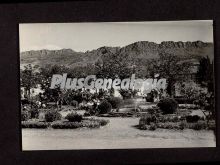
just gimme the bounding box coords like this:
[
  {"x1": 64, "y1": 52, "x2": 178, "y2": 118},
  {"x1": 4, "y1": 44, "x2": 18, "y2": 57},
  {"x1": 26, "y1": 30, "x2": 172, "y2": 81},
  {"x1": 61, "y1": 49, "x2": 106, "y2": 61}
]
[
  {"x1": 196, "y1": 56, "x2": 215, "y2": 121},
  {"x1": 20, "y1": 64, "x2": 40, "y2": 100},
  {"x1": 95, "y1": 52, "x2": 133, "y2": 79},
  {"x1": 147, "y1": 52, "x2": 192, "y2": 97},
  {"x1": 38, "y1": 65, "x2": 69, "y2": 109},
  {"x1": 94, "y1": 51, "x2": 135, "y2": 99},
  {"x1": 196, "y1": 56, "x2": 214, "y2": 92}
]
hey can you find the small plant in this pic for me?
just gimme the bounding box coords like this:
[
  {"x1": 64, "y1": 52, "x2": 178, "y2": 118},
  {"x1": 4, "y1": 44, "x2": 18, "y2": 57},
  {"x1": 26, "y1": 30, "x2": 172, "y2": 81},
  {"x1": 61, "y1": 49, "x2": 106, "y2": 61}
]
[
  {"x1": 157, "y1": 98, "x2": 178, "y2": 114},
  {"x1": 65, "y1": 113, "x2": 83, "y2": 122},
  {"x1": 21, "y1": 110, "x2": 30, "y2": 121},
  {"x1": 191, "y1": 121, "x2": 207, "y2": 130},
  {"x1": 139, "y1": 114, "x2": 157, "y2": 126},
  {"x1": 149, "y1": 123, "x2": 157, "y2": 130},
  {"x1": 29, "y1": 108, "x2": 39, "y2": 119},
  {"x1": 84, "y1": 112, "x2": 91, "y2": 117},
  {"x1": 90, "y1": 118, "x2": 110, "y2": 126},
  {"x1": 45, "y1": 110, "x2": 62, "y2": 122},
  {"x1": 70, "y1": 100, "x2": 78, "y2": 107},
  {"x1": 185, "y1": 115, "x2": 200, "y2": 123},
  {"x1": 51, "y1": 118, "x2": 109, "y2": 129},
  {"x1": 21, "y1": 121, "x2": 49, "y2": 128},
  {"x1": 107, "y1": 97, "x2": 123, "y2": 109},
  {"x1": 98, "y1": 100, "x2": 112, "y2": 114}
]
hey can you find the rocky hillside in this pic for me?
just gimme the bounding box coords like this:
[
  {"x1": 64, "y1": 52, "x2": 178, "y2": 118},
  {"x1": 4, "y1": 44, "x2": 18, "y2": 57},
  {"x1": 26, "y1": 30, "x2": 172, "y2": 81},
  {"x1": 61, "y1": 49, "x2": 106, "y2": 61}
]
[{"x1": 20, "y1": 41, "x2": 214, "y2": 69}]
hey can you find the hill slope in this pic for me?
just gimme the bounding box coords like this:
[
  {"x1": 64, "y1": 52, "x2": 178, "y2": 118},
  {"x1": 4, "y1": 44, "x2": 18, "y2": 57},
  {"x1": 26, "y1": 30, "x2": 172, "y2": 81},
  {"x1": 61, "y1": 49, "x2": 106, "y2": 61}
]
[{"x1": 20, "y1": 41, "x2": 214, "y2": 69}]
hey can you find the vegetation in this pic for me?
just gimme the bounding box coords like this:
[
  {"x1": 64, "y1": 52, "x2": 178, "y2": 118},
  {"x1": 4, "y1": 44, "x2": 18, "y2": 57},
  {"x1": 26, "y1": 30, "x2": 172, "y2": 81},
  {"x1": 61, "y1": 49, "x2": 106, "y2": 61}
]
[
  {"x1": 185, "y1": 115, "x2": 200, "y2": 123},
  {"x1": 107, "y1": 97, "x2": 123, "y2": 110},
  {"x1": 20, "y1": 48, "x2": 215, "y2": 133},
  {"x1": 45, "y1": 110, "x2": 62, "y2": 122},
  {"x1": 21, "y1": 121, "x2": 49, "y2": 128},
  {"x1": 51, "y1": 118, "x2": 109, "y2": 129},
  {"x1": 65, "y1": 113, "x2": 83, "y2": 122},
  {"x1": 21, "y1": 110, "x2": 30, "y2": 121},
  {"x1": 98, "y1": 100, "x2": 112, "y2": 114},
  {"x1": 147, "y1": 53, "x2": 192, "y2": 97},
  {"x1": 29, "y1": 108, "x2": 39, "y2": 119},
  {"x1": 157, "y1": 98, "x2": 178, "y2": 114}
]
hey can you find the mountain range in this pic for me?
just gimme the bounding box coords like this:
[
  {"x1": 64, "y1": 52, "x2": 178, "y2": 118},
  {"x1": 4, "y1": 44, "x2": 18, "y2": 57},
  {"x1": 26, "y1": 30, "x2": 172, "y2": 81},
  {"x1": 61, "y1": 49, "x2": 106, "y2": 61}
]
[{"x1": 20, "y1": 41, "x2": 214, "y2": 69}]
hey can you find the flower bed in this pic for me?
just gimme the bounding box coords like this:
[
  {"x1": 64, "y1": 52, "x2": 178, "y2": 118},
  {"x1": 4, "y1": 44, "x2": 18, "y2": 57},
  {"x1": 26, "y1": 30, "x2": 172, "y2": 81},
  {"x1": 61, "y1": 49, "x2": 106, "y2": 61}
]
[
  {"x1": 21, "y1": 121, "x2": 49, "y2": 128},
  {"x1": 139, "y1": 120, "x2": 215, "y2": 131},
  {"x1": 98, "y1": 112, "x2": 135, "y2": 117},
  {"x1": 51, "y1": 118, "x2": 109, "y2": 129},
  {"x1": 139, "y1": 113, "x2": 215, "y2": 131},
  {"x1": 21, "y1": 118, "x2": 109, "y2": 129}
]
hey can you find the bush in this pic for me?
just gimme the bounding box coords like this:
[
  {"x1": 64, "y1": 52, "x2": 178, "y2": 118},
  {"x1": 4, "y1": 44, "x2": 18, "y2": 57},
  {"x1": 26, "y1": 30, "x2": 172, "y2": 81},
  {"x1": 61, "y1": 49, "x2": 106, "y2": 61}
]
[
  {"x1": 174, "y1": 97, "x2": 194, "y2": 104},
  {"x1": 51, "y1": 122, "x2": 84, "y2": 129},
  {"x1": 178, "y1": 104, "x2": 199, "y2": 109},
  {"x1": 70, "y1": 100, "x2": 78, "y2": 107},
  {"x1": 29, "y1": 108, "x2": 39, "y2": 119},
  {"x1": 89, "y1": 118, "x2": 110, "y2": 126},
  {"x1": 98, "y1": 100, "x2": 112, "y2": 114},
  {"x1": 156, "y1": 122, "x2": 180, "y2": 129},
  {"x1": 45, "y1": 110, "x2": 62, "y2": 122},
  {"x1": 21, "y1": 110, "x2": 30, "y2": 121},
  {"x1": 157, "y1": 98, "x2": 178, "y2": 114},
  {"x1": 139, "y1": 122, "x2": 157, "y2": 131},
  {"x1": 65, "y1": 113, "x2": 83, "y2": 122},
  {"x1": 157, "y1": 115, "x2": 180, "y2": 123},
  {"x1": 208, "y1": 120, "x2": 216, "y2": 130},
  {"x1": 191, "y1": 121, "x2": 207, "y2": 130},
  {"x1": 139, "y1": 114, "x2": 157, "y2": 126},
  {"x1": 21, "y1": 121, "x2": 49, "y2": 128},
  {"x1": 186, "y1": 115, "x2": 200, "y2": 123},
  {"x1": 107, "y1": 97, "x2": 123, "y2": 109},
  {"x1": 84, "y1": 112, "x2": 91, "y2": 117},
  {"x1": 51, "y1": 118, "x2": 109, "y2": 129},
  {"x1": 149, "y1": 123, "x2": 157, "y2": 130}
]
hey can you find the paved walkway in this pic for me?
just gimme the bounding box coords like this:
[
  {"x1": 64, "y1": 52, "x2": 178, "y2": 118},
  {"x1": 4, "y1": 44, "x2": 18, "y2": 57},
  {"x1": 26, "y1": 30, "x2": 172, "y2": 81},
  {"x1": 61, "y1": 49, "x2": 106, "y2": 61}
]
[{"x1": 22, "y1": 117, "x2": 215, "y2": 150}]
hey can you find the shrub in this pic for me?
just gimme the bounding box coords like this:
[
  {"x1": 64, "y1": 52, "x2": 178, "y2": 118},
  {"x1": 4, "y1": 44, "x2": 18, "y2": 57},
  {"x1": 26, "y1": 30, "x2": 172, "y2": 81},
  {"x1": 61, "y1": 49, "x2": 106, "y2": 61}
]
[
  {"x1": 107, "y1": 97, "x2": 123, "y2": 109},
  {"x1": 51, "y1": 122, "x2": 83, "y2": 129},
  {"x1": 70, "y1": 100, "x2": 78, "y2": 107},
  {"x1": 29, "y1": 108, "x2": 39, "y2": 119},
  {"x1": 51, "y1": 118, "x2": 109, "y2": 129},
  {"x1": 157, "y1": 98, "x2": 178, "y2": 114},
  {"x1": 187, "y1": 121, "x2": 207, "y2": 130},
  {"x1": 21, "y1": 110, "x2": 30, "y2": 121},
  {"x1": 45, "y1": 110, "x2": 62, "y2": 122},
  {"x1": 89, "y1": 118, "x2": 110, "y2": 126},
  {"x1": 178, "y1": 104, "x2": 199, "y2": 109},
  {"x1": 84, "y1": 112, "x2": 91, "y2": 117},
  {"x1": 208, "y1": 120, "x2": 216, "y2": 130},
  {"x1": 149, "y1": 123, "x2": 157, "y2": 130},
  {"x1": 21, "y1": 121, "x2": 49, "y2": 128},
  {"x1": 139, "y1": 114, "x2": 157, "y2": 126},
  {"x1": 65, "y1": 113, "x2": 83, "y2": 122},
  {"x1": 98, "y1": 100, "x2": 112, "y2": 114},
  {"x1": 139, "y1": 122, "x2": 157, "y2": 131},
  {"x1": 157, "y1": 115, "x2": 180, "y2": 123},
  {"x1": 186, "y1": 115, "x2": 200, "y2": 123},
  {"x1": 174, "y1": 97, "x2": 194, "y2": 104},
  {"x1": 179, "y1": 121, "x2": 186, "y2": 130}
]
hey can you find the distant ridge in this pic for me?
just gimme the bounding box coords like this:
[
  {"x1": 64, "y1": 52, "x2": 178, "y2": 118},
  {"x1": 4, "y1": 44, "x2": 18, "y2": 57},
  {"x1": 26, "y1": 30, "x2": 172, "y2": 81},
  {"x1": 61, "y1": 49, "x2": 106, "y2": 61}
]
[{"x1": 20, "y1": 41, "x2": 214, "y2": 69}]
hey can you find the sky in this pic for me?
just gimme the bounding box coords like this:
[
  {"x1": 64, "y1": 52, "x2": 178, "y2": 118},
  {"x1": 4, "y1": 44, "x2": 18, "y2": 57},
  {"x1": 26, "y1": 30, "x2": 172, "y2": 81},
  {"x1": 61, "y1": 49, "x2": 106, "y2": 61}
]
[{"x1": 19, "y1": 20, "x2": 213, "y2": 52}]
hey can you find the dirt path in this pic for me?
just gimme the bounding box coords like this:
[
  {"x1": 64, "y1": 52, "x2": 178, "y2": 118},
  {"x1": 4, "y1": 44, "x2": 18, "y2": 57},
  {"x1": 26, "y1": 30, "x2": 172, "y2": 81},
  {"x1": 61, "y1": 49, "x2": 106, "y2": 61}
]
[{"x1": 22, "y1": 117, "x2": 216, "y2": 150}]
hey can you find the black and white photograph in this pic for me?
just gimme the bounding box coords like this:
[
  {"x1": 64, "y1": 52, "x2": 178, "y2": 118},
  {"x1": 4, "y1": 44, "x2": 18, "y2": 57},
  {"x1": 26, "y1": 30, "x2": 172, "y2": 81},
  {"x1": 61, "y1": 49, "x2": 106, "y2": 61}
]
[{"x1": 19, "y1": 21, "x2": 215, "y2": 150}]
